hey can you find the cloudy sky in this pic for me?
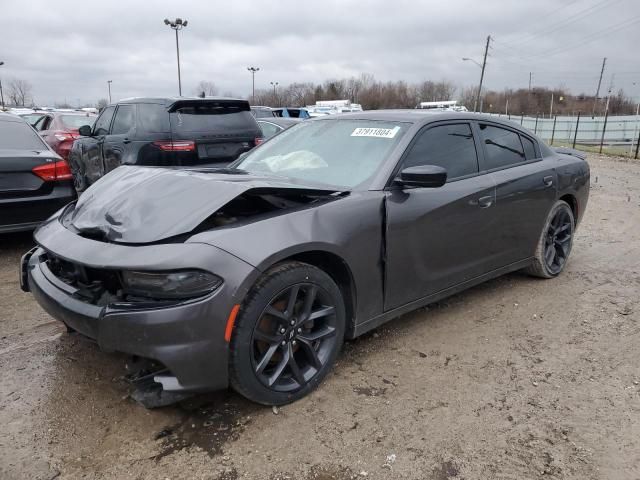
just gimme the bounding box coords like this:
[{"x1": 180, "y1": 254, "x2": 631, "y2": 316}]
[{"x1": 2, "y1": 0, "x2": 639, "y2": 106}]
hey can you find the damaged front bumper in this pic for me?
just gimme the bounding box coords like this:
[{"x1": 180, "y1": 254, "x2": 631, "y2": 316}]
[{"x1": 22, "y1": 217, "x2": 258, "y2": 394}]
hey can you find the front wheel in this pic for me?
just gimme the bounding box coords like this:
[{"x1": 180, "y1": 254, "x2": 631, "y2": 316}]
[
  {"x1": 229, "y1": 261, "x2": 345, "y2": 405},
  {"x1": 525, "y1": 200, "x2": 575, "y2": 278}
]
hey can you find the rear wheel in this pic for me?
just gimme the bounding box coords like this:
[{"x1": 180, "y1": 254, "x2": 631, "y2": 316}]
[
  {"x1": 525, "y1": 200, "x2": 575, "y2": 278},
  {"x1": 229, "y1": 261, "x2": 345, "y2": 405}
]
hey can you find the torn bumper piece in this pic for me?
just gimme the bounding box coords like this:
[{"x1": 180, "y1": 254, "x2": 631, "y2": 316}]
[{"x1": 24, "y1": 219, "x2": 258, "y2": 394}]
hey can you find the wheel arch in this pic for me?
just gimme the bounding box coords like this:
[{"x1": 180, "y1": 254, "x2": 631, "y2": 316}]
[
  {"x1": 258, "y1": 249, "x2": 358, "y2": 339},
  {"x1": 559, "y1": 193, "x2": 578, "y2": 220}
]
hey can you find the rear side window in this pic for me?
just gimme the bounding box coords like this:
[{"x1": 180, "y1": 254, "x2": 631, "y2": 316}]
[
  {"x1": 110, "y1": 105, "x2": 135, "y2": 135},
  {"x1": 401, "y1": 123, "x2": 479, "y2": 180},
  {"x1": 0, "y1": 120, "x2": 48, "y2": 150},
  {"x1": 479, "y1": 124, "x2": 526, "y2": 170},
  {"x1": 61, "y1": 115, "x2": 96, "y2": 129},
  {"x1": 258, "y1": 121, "x2": 281, "y2": 139},
  {"x1": 137, "y1": 104, "x2": 170, "y2": 132},
  {"x1": 521, "y1": 135, "x2": 538, "y2": 160},
  {"x1": 93, "y1": 106, "x2": 115, "y2": 135},
  {"x1": 171, "y1": 103, "x2": 256, "y2": 132}
]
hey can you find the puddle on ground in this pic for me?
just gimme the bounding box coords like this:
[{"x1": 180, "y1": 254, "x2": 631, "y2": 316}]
[{"x1": 154, "y1": 392, "x2": 255, "y2": 460}]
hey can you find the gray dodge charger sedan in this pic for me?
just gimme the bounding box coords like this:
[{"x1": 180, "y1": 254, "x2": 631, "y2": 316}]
[{"x1": 21, "y1": 111, "x2": 590, "y2": 406}]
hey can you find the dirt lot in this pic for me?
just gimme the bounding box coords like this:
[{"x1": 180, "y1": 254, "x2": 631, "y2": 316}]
[{"x1": 1, "y1": 154, "x2": 639, "y2": 480}]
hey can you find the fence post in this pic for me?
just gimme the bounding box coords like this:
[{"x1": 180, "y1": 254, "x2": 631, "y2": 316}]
[
  {"x1": 508, "y1": 113, "x2": 511, "y2": 121},
  {"x1": 550, "y1": 115, "x2": 557, "y2": 146},
  {"x1": 520, "y1": 113, "x2": 524, "y2": 125},
  {"x1": 573, "y1": 111, "x2": 581, "y2": 149},
  {"x1": 599, "y1": 109, "x2": 609, "y2": 154},
  {"x1": 534, "y1": 112, "x2": 539, "y2": 134},
  {"x1": 635, "y1": 129, "x2": 639, "y2": 160}
]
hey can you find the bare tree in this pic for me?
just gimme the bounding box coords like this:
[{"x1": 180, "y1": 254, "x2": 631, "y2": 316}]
[
  {"x1": 194, "y1": 81, "x2": 219, "y2": 97},
  {"x1": 97, "y1": 98, "x2": 108, "y2": 110},
  {"x1": 8, "y1": 78, "x2": 33, "y2": 106}
]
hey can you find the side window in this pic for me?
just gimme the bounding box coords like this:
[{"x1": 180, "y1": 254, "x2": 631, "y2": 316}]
[
  {"x1": 401, "y1": 123, "x2": 479, "y2": 180},
  {"x1": 479, "y1": 124, "x2": 526, "y2": 170},
  {"x1": 137, "y1": 104, "x2": 170, "y2": 132},
  {"x1": 258, "y1": 121, "x2": 281, "y2": 139},
  {"x1": 33, "y1": 116, "x2": 48, "y2": 131},
  {"x1": 93, "y1": 106, "x2": 116, "y2": 136},
  {"x1": 520, "y1": 135, "x2": 538, "y2": 160},
  {"x1": 110, "y1": 105, "x2": 135, "y2": 135}
]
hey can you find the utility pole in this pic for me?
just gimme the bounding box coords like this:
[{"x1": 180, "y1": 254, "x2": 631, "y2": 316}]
[
  {"x1": 107, "y1": 80, "x2": 112, "y2": 103},
  {"x1": 550, "y1": 92, "x2": 554, "y2": 118},
  {"x1": 592, "y1": 57, "x2": 606, "y2": 116},
  {"x1": 270, "y1": 81, "x2": 279, "y2": 106},
  {"x1": 529, "y1": 72, "x2": 533, "y2": 92},
  {"x1": 247, "y1": 66, "x2": 260, "y2": 103},
  {"x1": 0, "y1": 61, "x2": 4, "y2": 111},
  {"x1": 474, "y1": 35, "x2": 491, "y2": 113}
]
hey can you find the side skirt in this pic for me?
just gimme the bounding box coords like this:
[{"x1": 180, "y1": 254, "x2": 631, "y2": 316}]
[{"x1": 352, "y1": 257, "x2": 533, "y2": 337}]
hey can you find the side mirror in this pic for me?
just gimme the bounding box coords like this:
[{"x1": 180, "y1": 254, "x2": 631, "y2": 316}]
[
  {"x1": 78, "y1": 125, "x2": 92, "y2": 136},
  {"x1": 397, "y1": 165, "x2": 447, "y2": 188}
]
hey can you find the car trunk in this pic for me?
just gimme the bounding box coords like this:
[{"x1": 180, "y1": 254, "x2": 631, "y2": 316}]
[
  {"x1": 0, "y1": 149, "x2": 55, "y2": 198},
  {"x1": 168, "y1": 99, "x2": 261, "y2": 166}
]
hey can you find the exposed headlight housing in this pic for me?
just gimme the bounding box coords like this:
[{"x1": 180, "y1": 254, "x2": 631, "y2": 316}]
[{"x1": 121, "y1": 270, "x2": 222, "y2": 299}]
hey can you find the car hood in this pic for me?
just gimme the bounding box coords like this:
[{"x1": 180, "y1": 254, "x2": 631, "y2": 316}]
[{"x1": 67, "y1": 166, "x2": 344, "y2": 244}]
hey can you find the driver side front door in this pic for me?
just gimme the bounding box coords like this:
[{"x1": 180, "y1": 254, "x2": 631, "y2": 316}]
[{"x1": 384, "y1": 122, "x2": 498, "y2": 311}]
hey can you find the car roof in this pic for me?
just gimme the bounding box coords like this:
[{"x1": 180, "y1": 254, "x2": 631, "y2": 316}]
[
  {"x1": 114, "y1": 96, "x2": 248, "y2": 105},
  {"x1": 257, "y1": 117, "x2": 302, "y2": 127},
  {"x1": 0, "y1": 112, "x2": 25, "y2": 123},
  {"x1": 316, "y1": 110, "x2": 531, "y2": 132}
]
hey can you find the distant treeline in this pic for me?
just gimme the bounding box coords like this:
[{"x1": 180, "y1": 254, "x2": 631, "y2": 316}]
[{"x1": 249, "y1": 74, "x2": 638, "y2": 116}]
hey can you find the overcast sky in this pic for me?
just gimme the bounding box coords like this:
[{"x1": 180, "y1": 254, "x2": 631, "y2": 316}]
[{"x1": 1, "y1": 0, "x2": 639, "y2": 106}]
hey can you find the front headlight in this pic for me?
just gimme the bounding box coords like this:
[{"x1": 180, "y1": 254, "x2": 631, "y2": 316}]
[{"x1": 121, "y1": 270, "x2": 222, "y2": 299}]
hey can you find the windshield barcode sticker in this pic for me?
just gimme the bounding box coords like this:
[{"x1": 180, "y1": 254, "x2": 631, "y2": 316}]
[{"x1": 351, "y1": 126, "x2": 400, "y2": 138}]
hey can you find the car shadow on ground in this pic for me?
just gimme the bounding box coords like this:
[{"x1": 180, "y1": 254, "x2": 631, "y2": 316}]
[{"x1": 41, "y1": 269, "x2": 536, "y2": 461}]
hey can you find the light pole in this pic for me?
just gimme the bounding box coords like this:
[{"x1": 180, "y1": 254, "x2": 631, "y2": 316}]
[
  {"x1": 270, "y1": 81, "x2": 279, "y2": 106},
  {"x1": 0, "y1": 61, "x2": 5, "y2": 111},
  {"x1": 107, "y1": 80, "x2": 112, "y2": 103},
  {"x1": 164, "y1": 18, "x2": 188, "y2": 96},
  {"x1": 247, "y1": 66, "x2": 260, "y2": 103}
]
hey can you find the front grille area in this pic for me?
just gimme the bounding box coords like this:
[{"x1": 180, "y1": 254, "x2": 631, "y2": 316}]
[{"x1": 45, "y1": 252, "x2": 123, "y2": 306}]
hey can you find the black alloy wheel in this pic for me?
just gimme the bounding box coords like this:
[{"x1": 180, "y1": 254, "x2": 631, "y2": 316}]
[
  {"x1": 251, "y1": 283, "x2": 337, "y2": 392},
  {"x1": 525, "y1": 200, "x2": 575, "y2": 278},
  {"x1": 229, "y1": 261, "x2": 345, "y2": 405},
  {"x1": 544, "y1": 207, "x2": 573, "y2": 275}
]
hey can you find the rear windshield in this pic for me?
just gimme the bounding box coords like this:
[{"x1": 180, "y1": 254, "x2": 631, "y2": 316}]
[
  {"x1": 0, "y1": 120, "x2": 48, "y2": 150},
  {"x1": 61, "y1": 115, "x2": 96, "y2": 129},
  {"x1": 171, "y1": 104, "x2": 256, "y2": 132}
]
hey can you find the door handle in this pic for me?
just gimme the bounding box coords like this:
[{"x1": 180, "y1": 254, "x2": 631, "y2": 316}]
[
  {"x1": 543, "y1": 175, "x2": 553, "y2": 187},
  {"x1": 477, "y1": 195, "x2": 493, "y2": 208},
  {"x1": 123, "y1": 138, "x2": 131, "y2": 144}
]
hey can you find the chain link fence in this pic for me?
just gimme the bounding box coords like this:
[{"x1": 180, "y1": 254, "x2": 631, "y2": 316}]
[{"x1": 490, "y1": 113, "x2": 640, "y2": 158}]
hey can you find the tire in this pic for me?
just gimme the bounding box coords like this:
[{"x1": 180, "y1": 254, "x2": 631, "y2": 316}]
[
  {"x1": 525, "y1": 200, "x2": 575, "y2": 278},
  {"x1": 229, "y1": 261, "x2": 345, "y2": 405}
]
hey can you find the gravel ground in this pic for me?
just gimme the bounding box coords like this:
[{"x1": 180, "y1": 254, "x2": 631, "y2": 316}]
[{"x1": 1, "y1": 154, "x2": 639, "y2": 480}]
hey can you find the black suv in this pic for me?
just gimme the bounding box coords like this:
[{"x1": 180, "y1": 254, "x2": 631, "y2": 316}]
[{"x1": 69, "y1": 97, "x2": 263, "y2": 192}]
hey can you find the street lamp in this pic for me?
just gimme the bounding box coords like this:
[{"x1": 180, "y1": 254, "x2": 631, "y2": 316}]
[
  {"x1": 247, "y1": 66, "x2": 260, "y2": 103},
  {"x1": 0, "y1": 61, "x2": 5, "y2": 111},
  {"x1": 107, "y1": 80, "x2": 112, "y2": 103},
  {"x1": 462, "y1": 57, "x2": 484, "y2": 112},
  {"x1": 164, "y1": 18, "x2": 188, "y2": 96}
]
